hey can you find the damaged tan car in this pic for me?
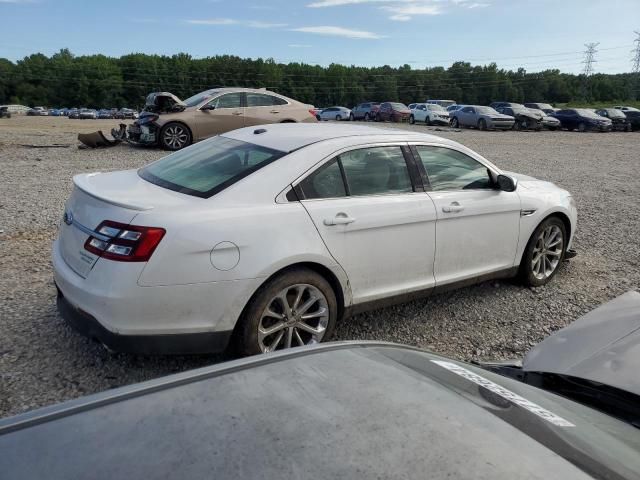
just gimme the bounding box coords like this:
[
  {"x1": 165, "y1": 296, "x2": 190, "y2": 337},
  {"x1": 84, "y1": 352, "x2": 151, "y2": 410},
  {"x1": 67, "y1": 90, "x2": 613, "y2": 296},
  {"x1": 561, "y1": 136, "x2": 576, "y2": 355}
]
[{"x1": 127, "y1": 87, "x2": 317, "y2": 150}]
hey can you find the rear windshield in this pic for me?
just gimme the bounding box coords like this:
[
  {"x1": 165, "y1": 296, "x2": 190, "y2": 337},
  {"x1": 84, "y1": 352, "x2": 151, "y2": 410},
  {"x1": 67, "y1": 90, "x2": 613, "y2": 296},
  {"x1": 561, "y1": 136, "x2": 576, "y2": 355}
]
[
  {"x1": 390, "y1": 103, "x2": 408, "y2": 109},
  {"x1": 139, "y1": 136, "x2": 286, "y2": 198}
]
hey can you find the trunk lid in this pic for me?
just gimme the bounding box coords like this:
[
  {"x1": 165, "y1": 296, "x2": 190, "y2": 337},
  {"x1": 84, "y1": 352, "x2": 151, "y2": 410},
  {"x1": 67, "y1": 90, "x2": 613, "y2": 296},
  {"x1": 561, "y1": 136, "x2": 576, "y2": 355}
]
[{"x1": 58, "y1": 170, "x2": 193, "y2": 278}]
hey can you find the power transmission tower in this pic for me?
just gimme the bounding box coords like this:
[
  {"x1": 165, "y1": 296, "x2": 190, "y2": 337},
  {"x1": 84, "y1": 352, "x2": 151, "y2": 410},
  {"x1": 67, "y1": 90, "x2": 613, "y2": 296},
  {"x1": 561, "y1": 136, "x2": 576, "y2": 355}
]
[
  {"x1": 632, "y1": 31, "x2": 640, "y2": 99},
  {"x1": 581, "y1": 42, "x2": 599, "y2": 99}
]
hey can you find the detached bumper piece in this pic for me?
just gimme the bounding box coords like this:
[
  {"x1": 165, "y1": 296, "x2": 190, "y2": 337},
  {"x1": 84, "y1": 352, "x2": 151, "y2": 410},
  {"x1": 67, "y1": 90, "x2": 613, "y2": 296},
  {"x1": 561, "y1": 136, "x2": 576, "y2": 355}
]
[
  {"x1": 57, "y1": 290, "x2": 233, "y2": 355},
  {"x1": 77, "y1": 129, "x2": 122, "y2": 149}
]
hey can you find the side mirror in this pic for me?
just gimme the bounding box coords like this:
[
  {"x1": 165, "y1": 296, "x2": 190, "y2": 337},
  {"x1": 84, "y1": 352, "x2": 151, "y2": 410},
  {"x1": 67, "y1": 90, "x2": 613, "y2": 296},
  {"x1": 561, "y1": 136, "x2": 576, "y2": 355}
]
[
  {"x1": 497, "y1": 174, "x2": 517, "y2": 192},
  {"x1": 201, "y1": 104, "x2": 215, "y2": 111}
]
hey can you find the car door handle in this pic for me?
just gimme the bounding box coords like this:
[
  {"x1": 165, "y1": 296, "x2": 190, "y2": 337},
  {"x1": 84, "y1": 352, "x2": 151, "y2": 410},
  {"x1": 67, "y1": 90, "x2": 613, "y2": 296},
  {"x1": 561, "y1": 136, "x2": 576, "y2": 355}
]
[
  {"x1": 442, "y1": 202, "x2": 464, "y2": 213},
  {"x1": 270, "y1": 110, "x2": 280, "y2": 114},
  {"x1": 323, "y1": 213, "x2": 356, "y2": 226},
  {"x1": 232, "y1": 112, "x2": 243, "y2": 116}
]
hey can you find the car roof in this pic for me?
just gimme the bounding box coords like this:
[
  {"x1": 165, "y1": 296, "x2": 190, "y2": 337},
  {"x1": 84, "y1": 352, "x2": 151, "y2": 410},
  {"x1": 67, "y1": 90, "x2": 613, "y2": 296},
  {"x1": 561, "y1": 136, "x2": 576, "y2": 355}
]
[
  {"x1": 1, "y1": 342, "x2": 637, "y2": 479},
  {"x1": 223, "y1": 122, "x2": 459, "y2": 152}
]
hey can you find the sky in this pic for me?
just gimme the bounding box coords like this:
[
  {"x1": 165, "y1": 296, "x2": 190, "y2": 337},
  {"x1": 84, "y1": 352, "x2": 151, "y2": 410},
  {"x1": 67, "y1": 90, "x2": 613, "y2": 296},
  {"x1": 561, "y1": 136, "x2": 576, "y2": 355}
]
[{"x1": 1, "y1": 0, "x2": 639, "y2": 74}]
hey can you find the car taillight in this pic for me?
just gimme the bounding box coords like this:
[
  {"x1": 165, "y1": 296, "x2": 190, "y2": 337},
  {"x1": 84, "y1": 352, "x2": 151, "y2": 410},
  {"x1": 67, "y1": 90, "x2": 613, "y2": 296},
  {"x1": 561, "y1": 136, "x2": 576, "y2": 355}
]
[
  {"x1": 84, "y1": 220, "x2": 165, "y2": 262},
  {"x1": 308, "y1": 109, "x2": 317, "y2": 117}
]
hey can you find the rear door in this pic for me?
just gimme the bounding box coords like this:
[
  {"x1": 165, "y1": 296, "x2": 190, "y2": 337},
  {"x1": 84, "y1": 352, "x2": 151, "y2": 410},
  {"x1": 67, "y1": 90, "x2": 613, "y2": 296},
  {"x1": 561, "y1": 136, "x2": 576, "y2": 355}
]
[
  {"x1": 244, "y1": 92, "x2": 290, "y2": 125},
  {"x1": 194, "y1": 92, "x2": 245, "y2": 139},
  {"x1": 412, "y1": 145, "x2": 521, "y2": 286},
  {"x1": 296, "y1": 144, "x2": 437, "y2": 304}
]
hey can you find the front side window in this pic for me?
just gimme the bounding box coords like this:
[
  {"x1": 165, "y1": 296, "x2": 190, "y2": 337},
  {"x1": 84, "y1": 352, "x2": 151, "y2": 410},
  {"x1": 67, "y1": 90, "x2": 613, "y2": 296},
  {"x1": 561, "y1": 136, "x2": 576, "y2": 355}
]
[
  {"x1": 416, "y1": 146, "x2": 493, "y2": 191},
  {"x1": 139, "y1": 136, "x2": 285, "y2": 198},
  {"x1": 208, "y1": 93, "x2": 243, "y2": 109},
  {"x1": 461, "y1": 107, "x2": 474, "y2": 113}
]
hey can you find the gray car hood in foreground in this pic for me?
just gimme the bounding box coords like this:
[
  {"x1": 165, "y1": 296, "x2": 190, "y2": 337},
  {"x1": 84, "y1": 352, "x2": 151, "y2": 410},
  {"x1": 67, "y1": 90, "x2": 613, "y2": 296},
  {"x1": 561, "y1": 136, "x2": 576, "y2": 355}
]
[
  {"x1": 1, "y1": 343, "x2": 639, "y2": 479},
  {"x1": 524, "y1": 290, "x2": 640, "y2": 396}
]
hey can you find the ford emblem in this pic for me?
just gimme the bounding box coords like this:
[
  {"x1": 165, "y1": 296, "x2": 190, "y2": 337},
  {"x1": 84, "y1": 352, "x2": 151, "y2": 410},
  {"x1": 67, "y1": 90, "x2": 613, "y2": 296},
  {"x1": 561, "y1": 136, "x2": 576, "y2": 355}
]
[{"x1": 63, "y1": 211, "x2": 73, "y2": 225}]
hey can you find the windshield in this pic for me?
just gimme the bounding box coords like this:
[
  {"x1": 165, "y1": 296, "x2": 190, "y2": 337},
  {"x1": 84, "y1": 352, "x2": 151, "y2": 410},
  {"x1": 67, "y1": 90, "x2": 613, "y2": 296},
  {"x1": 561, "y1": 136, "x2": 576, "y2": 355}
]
[
  {"x1": 427, "y1": 104, "x2": 446, "y2": 112},
  {"x1": 603, "y1": 109, "x2": 625, "y2": 118},
  {"x1": 139, "y1": 136, "x2": 286, "y2": 198},
  {"x1": 575, "y1": 109, "x2": 602, "y2": 118},
  {"x1": 182, "y1": 90, "x2": 220, "y2": 108},
  {"x1": 476, "y1": 106, "x2": 499, "y2": 114}
]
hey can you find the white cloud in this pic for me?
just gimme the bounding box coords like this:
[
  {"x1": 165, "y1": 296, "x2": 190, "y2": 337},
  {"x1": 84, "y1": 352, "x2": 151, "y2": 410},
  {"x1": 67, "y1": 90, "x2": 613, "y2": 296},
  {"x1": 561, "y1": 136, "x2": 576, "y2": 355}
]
[
  {"x1": 185, "y1": 18, "x2": 287, "y2": 28},
  {"x1": 291, "y1": 26, "x2": 383, "y2": 39},
  {"x1": 307, "y1": 0, "x2": 489, "y2": 20},
  {"x1": 382, "y1": 3, "x2": 442, "y2": 21}
]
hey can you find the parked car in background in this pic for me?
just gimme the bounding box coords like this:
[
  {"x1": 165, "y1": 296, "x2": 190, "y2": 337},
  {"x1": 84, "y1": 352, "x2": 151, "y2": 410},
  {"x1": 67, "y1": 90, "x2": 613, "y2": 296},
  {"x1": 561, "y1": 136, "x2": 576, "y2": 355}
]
[
  {"x1": 552, "y1": 109, "x2": 612, "y2": 132},
  {"x1": 450, "y1": 105, "x2": 515, "y2": 130},
  {"x1": 376, "y1": 102, "x2": 411, "y2": 122},
  {"x1": 496, "y1": 105, "x2": 544, "y2": 131},
  {"x1": 409, "y1": 103, "x2": 450, "y2": 125},
  {"x1": 489, "y1": 101, "x2": 519, "y2": 110},
  {"x1": 524, "y1": 102, "x2": 557, "y2": 114},
  {"x1": 127, "y1": 87, "x2": 317, "y2": 150},
  {"x1": 317, "y1": 106, "x2": 351, "y2": 121},
  {"x1": 27, "y1": 106, "x2": 48, "y2": 116},
  {"x1": 351, "y1": 102, "x2": 380, "y2": 121},
  {"x1": 426, "y1": 99, "x2": 456, "y2": 108},
  {"x1": 447, "y1": 104, "x2": 464, "y2": 117},
  {"x1": 0, "y1": 106, "x2": 11, "y2": 118},
  {"x1": 613, "y1": 105, "x2": 640, "y2": 112},
  {"x1": 78, "y1": 108, "x2": 97, "y2": 119},
  {"x1": 623, "y1": 110, "x2": 640, "y2": 131},
  {"x1": 595, "y1": 108, "x2": 632, "y2": 131},
  {"x1": 97, "y1": 109, "x2": 114, "y2": 119},
  {"x1": 68, "y1": 108, "x2": 80, "y2": 119},
  {"x1": 115, "y1": 108, "x2": 138, "y2": 119},
  {"x1": 51, "y1": 123, "x2": 576, "y2": 355}
]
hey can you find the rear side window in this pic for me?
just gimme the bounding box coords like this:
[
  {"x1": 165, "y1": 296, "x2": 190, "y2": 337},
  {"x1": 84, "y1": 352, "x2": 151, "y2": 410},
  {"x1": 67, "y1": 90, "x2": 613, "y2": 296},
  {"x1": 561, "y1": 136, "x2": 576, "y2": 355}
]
[
  {"x1": 416, "y1": 146, "x2": 492, "y2": 191},
  {"x1": 296, "y1": 146, "x2": 413, "y2": 200},
  {"x1": 247, "y1": 93, "x2": 287, "y2": 107},
  {"x1": 139, "y1": 136, "x2": 286, "y2": 198},
  {"x1": 298, "y1": 159, "x2": 346, "y2": 199}
]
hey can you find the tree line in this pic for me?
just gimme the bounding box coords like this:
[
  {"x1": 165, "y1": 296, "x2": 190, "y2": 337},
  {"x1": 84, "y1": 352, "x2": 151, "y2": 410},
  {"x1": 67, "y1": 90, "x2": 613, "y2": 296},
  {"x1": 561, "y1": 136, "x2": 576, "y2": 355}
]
[{"x1": 0, "y1": 49, "x2": 638, "y2": 109}]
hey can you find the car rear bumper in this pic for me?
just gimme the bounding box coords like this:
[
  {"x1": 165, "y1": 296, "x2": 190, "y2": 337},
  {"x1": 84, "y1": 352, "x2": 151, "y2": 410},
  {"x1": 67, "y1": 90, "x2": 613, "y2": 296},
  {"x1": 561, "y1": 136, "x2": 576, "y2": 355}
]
[
  {"x1": 56, "y1": 291, "x2": 232, "y2": 355},
  {"x1": 52, "y1": 239, "x2": 261, "y2": 353},
  {"x1": 489, "y1": 121, "x2": 514, "y2": 130}
]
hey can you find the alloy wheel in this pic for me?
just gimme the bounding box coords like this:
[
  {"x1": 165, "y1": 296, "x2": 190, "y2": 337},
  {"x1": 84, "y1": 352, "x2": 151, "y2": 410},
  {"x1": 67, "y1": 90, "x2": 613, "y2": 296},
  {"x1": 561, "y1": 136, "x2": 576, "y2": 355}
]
[
  {"x1": 257, "y1": 284, "x2": 329, "y2": 353},
  {"x1": 163, "y1": 125, "x2": 188, "y2": 149},
  {"x1": 531, "y1": 225, "x2": 564, "y2": 280}
]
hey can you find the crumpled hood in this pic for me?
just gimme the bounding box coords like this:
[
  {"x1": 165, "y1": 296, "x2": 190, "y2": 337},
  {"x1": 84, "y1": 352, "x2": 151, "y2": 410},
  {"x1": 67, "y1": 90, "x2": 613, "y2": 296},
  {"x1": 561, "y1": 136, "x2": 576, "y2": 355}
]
[
  {"x1": 143, "y1": 92, "x2": 186, "y2": 114},
  {"x1": 523, "y1": 291, "x2": 640, "y2": 397}
]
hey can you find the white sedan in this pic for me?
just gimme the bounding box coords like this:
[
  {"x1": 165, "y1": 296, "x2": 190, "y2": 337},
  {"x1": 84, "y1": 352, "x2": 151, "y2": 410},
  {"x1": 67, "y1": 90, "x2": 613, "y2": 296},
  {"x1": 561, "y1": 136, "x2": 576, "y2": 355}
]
[
  {"x1": 53, "y1": 124, "x2": 577, "y2": 355},
  {"x1": 317, "y1": 106, "x2": 352, "y2": 121}
]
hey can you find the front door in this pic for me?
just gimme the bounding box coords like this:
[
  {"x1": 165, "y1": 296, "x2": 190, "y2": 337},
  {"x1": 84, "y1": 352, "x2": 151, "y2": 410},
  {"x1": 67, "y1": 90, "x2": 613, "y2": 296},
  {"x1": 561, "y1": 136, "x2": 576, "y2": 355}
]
[
  {"x1": 297, "y1": 145, "x2": 437, "y2": 304},
  {"x1": 194, "y1": 92, "x2": 245, "y2": 139},
  {"x1": 413, "y1": 145, "x2": 521, "y2": 286}
]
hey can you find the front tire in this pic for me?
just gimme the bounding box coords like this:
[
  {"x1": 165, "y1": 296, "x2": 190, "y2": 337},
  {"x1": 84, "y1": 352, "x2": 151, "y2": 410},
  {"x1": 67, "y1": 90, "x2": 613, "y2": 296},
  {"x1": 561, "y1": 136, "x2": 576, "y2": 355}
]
[
  {"x1": 478, "y1": 118, "x2": 487, "y2": 131},
  {"x1": 451, "y1": 117, "x2": 459, "y2": 128},
  {"x1": 349, "y1": 113, "x2": 354, "y2": 121},
  {"x1": 364, "y1": 112, "x2": 370, "y2": 121},
  {"x1": 335, "y1": 114, "x2": 342, "y2": 121},
  {"x1": 236, "y1": 268, "x2": 338, "y2": 356},
  {"x1": 578, "y1": 122, "x2": 586, "y2": 132},
  {"x1": 409, "y1": 114, "x2": 415, "y2": 125},
  {"x1": 160, "y1": 122, "x2": 192, "y2": 151},
  {"x1": 519, "y1": 217, "x2": 566, "y2": 287}
]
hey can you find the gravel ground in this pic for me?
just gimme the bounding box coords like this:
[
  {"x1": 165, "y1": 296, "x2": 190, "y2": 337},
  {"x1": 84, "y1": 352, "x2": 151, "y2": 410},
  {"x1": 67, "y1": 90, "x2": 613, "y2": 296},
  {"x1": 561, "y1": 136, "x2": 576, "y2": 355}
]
[{"x1": 1, "y1": 116, "x2": 638, "y2": 418}]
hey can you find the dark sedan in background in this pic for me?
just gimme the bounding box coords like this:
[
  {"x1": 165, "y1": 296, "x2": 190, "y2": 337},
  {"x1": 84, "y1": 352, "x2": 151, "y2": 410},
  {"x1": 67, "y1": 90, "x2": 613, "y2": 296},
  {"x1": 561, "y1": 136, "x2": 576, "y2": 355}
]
[
  {"x1": 1, "y1": 292, "x2": 639, "y2": 480},
  {"x1": 624, "y1": 109, "x2": 640, "y2": 131},
  {"x1": 552, "y1": 108, "x2": 612, "y2": 132},
  {"x1": 596, "y1": 108, "x2": 632, "y2": 131},
  {"x1": 376, "y1": 102, "x2": 411, "y2": 122},
  {"x1": 496, "y1": 105, "x2": 544, "y2": 130}
]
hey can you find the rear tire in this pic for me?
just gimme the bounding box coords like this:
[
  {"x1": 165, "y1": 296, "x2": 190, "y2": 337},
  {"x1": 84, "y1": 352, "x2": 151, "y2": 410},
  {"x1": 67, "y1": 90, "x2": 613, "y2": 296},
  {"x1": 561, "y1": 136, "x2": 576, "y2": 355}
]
[
  {"x1": 375, "y1": 113, "x2": 381, "y2": 122},
  {"x1": 335, "y1": 114, "x2": 342, "y2": 121},
  {"x1": 364, "y1": 112, "x2": 370, "y2": 121},
  {"x1": 578, "y1": 122, "x2": 586, "y2": 132},
  {"x1": 236, "y1": 268, "x2": 338, "y2": 356},
  {"x1": 349, "y1": 113, "x2": 354, "y2": 121},
  {"x1": 409, "y1": 114, "x2": 415, "y2": 125},
  {"x1": 519, "y1": 217, "x2": 567, "y2": 287},
  {"x1": 160, "y1": 122, "x2": 192, "y2": 151}
]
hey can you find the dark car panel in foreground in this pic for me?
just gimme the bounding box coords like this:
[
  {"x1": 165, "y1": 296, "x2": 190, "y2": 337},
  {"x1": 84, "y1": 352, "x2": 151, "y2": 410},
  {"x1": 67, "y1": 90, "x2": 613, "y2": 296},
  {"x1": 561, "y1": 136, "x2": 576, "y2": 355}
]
[{"x1": 2, "y1": 329, "x2": 640, "y2": 478}]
